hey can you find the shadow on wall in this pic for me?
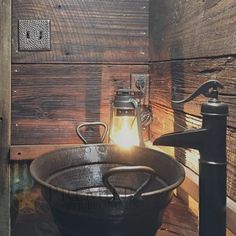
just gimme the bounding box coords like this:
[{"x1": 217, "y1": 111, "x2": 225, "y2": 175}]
[
  {"x1": 80, "y1": 68, "x2": 102, "y2": 144},
  {"x1": 170, "y1": 39, "x2": 188, "y2": 167}
]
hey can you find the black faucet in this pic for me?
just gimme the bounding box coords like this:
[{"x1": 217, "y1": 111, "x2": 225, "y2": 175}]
[{"x1": 153, "y1": 80, "x2": 228, "y2": 236}]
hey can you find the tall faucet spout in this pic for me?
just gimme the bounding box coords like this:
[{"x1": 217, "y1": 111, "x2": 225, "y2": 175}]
[
  {"x1": 153, "y1": 128, "x2": 207, "y2": 150},
  {"x1": 152, "y1": 80, "x2": 228, "y2": 236}
]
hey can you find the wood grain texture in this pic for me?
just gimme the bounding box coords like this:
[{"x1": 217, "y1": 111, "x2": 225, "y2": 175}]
[
  {"x1": 149, "y1": 0, "x2": 236, "y2": 212},
  {"x1": 150, "y1": 103, "x2": 236, "y2": 201},
  {"x1": 149, "y1": 0, "x2": 236, "y2": 61},
  {"x1": 177, "y1": 165, "x2": 236, "y2": 235},
  {"x1": 158, "y1": 197, "x2": 198, "y2": 236},
  {"x1": 10, "y1": 144, "x2": 82, "y2": 160},
  {"x1": 149, "y1": 57, "x2": 236, "y2": 128},
  {"x1": 149, "y1": 57, "x2": 236, "y2": 200},
  {"x1": 0, "y1": 0, "x2": 11, "y2": 235},
  {"x1": 11, "y1": 64, "x2": 148, "y2": 145},
  {"x1": 12, "y1": 0, "x2": 148, "y2": 63}
]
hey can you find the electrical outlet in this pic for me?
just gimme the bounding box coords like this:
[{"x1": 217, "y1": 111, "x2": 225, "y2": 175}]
[
  {"x1": 131, "y1": 73, "x2": 149, "y2": 105},
  {"x1": 18, "y1": 20, "x2": 51, "y2": 51}
]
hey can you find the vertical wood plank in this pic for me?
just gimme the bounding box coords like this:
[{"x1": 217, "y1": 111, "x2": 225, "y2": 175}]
[
  {"x1": 0, "y1": 0, "x2": 11, "y2": 235},
  {"x1": 11, "y1": 64, "x2": 148, "y2": 145}
]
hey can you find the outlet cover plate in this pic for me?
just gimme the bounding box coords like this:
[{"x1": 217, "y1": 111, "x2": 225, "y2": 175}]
[{"x1": 18, "y1": 20, "x2": 51, "y2": 51}]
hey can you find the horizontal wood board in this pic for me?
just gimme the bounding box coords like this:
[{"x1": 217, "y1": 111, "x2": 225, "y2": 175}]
[
  {"x1": 10, "y1": 180, "x2": 198, "y2": 236},
  {"x1": 150, "y1": 103, "x2": 236, "y2": 202},
  {"x1": 149, "y1": 0, "x2": 236, "y2": 61},
  {"x1": 149, "y1": 57, "x2": 236, "y2": 128},
  {"x1": 149, "y1": 57, "x2": 236, "y2": 201},
  {"x1": 11, "y1": 64, "x2": 148, "y2": 145},
  {"x1": 149, "y1": 0, "x2": 236, "y2": 207},
  {"x1": 12, "y1": 0, "x2": 148, "y2": 63}
]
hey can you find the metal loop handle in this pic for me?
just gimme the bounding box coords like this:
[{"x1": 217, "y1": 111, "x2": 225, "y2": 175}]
[
  {"x1": 76, "y1": 122, "x2": 108, "y2": 144},
  {"x1": 102, "y1": 166, "x2": 157, "y2": 201},
  {"x1": 172, "y1": 80, "x2": 223, "y2": 104}
]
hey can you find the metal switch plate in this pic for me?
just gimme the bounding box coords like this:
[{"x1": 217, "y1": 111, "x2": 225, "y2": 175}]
[{"x1": 18, "y1": 20, "x2": 51, "y2": 51}]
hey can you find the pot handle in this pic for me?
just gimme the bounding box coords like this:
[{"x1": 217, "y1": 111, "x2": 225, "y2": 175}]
[
  {"x1": 76, "y1": 122, "x2": 108, "y2": 144},
  {"x1": 102, "y1": 166, "x2": 157, "y2": 201}
]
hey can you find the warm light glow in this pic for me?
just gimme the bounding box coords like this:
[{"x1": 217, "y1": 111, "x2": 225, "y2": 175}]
[{"x1": 110, "y1": 116, "x2": 139, "y2": 148}]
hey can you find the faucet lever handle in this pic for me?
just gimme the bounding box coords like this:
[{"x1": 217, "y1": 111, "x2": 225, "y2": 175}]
[{"x1": 172, "y1": 80, "x2": 223, "y2": 104}]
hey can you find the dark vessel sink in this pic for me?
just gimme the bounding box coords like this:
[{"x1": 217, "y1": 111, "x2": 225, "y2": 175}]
[{"x1": 30, "y1": 144, "x2": 185, "y2": 236}]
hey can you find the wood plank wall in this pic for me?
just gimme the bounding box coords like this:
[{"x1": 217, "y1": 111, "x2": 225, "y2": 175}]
[
  {"x1": 0, "y1": 0, "x2": 11, "y2": 235},
  {"x1": 12, "y1": 0, "x2": 148, "y2": 64},
  {"x1": 11, "y1": 0, "x2": 149, "y2": 148},
  {"x1": 149, "y1": 0, "x2": 236, "y2": 202},
  {"x1": 11, "y1": 64, "x2": 148, "y2": 145},
  {"x1": 11, "y1": 1, "x2": 149, "y2": 234}
]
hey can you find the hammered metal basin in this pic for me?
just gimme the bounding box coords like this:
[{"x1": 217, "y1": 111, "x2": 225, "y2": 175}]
[{"x1": 30, "y1": 144, "x2": 185, "y2": 236}]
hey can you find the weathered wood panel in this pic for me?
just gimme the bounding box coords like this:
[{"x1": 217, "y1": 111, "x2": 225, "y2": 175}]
[
  {"x1": 150, "y1": 103, "x2": 236, "y2": 202},
  {"x1": 0, "y1": 0, "x2": 11, "y2": 235},
  {"x1": 176, "y1": 165, "x2": 236, "y2": 235},
  {"x1": 10, "y1": 144, "x2": 82, "y2": 160},
  {"x1": 12, "y1": 64, "x2": 148, "y2": 145},
  {"x1": 149, "y1": 57, "x2": 236, "y2": 128},
  {"x1": 12, "y1": 0, "x2": 148, "y2": 64},
  {"x1": 148, "y1": 0, "x2": 236, "y2": 228},
  {"x1": 149, "y1": 0, "x2": 236, "y2": 61}
]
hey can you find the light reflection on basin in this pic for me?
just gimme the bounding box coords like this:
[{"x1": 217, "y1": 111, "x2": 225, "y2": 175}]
[{"x1": 30, "y1": 144, "x2": 185, "y2": 236}]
